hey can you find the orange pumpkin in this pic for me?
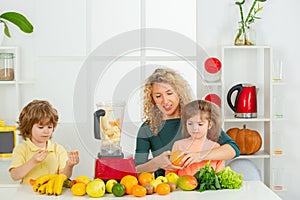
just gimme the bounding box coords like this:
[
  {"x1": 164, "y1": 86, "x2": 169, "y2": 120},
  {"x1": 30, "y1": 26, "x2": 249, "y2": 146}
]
[{"x1": 226, "y1": 124, "x2": 262, "y2": 155}]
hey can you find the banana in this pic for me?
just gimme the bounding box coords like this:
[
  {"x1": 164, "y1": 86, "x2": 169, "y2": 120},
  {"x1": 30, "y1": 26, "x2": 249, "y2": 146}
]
[
  {"x1": 53, "y1": 174, "x2": 67, "y2": 196},
  {"x1": 35, "y1": 174, "x2": 57, "y2": 187},
  {"x1": 33, "y1": 182, "x2": 40, "y2": 192},
  {"x1": 46, "y1": 175, "x2": 58, "y2": 195},
  {"x1": 38, "y1": 182, "x2": 48, "y2": 195}
]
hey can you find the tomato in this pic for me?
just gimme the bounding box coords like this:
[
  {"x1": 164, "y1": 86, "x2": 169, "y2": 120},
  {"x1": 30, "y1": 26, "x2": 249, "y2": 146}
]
[
  {"x1": 131, "y1": 185, "x2": 147, "y2": 197},
  {"x1": 156, "y1": 183, "x2": 171, "y2": 195}
]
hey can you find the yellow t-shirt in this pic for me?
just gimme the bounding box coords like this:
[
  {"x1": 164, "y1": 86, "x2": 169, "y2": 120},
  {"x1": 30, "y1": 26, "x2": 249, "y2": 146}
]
[{"x1": 9, "y1": 139, "x2": 68, "y2": 184}]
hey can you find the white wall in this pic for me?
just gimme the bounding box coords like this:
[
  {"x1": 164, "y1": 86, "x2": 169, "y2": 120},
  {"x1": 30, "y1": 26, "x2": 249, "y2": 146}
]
[{"x1": 1, "y1": 0, "x2": 298, "y2": 199}]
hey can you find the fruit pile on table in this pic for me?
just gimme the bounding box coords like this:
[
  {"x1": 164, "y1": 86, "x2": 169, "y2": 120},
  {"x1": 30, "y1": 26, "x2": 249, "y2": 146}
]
[
  {"x1": 30, "y1": 162, "x2": 243, "y2": 197},
  {"x1": 30, "y1": 172, "x2": 198, "y2": 197}
]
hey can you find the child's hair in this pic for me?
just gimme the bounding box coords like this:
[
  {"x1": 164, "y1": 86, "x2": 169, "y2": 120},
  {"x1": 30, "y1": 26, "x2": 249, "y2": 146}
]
[
  {"x1": 143, "y1": 68, "x2": 192, "y2": 135},
  {"x1": 181, "y1": 100, "x2": 221, "y2": 141},
  {"x1": 17, "y1": 100, "x2": 59, "y2": 140}
]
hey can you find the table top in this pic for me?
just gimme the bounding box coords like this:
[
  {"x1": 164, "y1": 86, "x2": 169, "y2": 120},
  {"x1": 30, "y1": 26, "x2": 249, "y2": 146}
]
[{"x1": 0, "y1": 181, "x2": 281, "y2": 200}]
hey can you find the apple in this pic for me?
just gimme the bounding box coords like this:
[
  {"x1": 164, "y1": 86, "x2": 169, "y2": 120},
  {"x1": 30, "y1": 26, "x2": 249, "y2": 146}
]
[
  {"x1": 150, "y1": 179, "x2": 162, "y2": 192},
  {"x1": 165, "y1": 172, "x2": 179, "y2": 185},
  {"x1": 86, "y1": 179, "x2": 106, "y2": 198},
  {"x1": 156, "y1": 176, "x2": 168, "y2": 183}
]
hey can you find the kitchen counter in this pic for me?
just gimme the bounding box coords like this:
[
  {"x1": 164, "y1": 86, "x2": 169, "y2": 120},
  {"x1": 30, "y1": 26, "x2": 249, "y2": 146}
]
[{"x1": 0, "y1": 181, "x2": 281, "y2": 200}]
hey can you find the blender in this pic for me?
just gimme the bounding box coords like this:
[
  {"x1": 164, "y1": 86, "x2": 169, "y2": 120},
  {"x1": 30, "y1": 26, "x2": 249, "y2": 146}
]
[{"x1": 93, "y1": 101, "x2": 137, "y2": 180}]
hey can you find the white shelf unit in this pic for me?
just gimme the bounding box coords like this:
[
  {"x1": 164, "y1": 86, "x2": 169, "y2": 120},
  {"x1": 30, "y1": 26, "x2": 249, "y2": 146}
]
[
  {"x1": 0, "y1": 46, "x2": 20, "y2": 125},
  {"x1": 220, "y1": 46, "x2": 273, "y2": 187},
  {"x1": 0, "y1": 46, "x2": 34, "y2": 126},
  {"x1": 271, "y1": 80, "x2": 287, "y2": 192}
]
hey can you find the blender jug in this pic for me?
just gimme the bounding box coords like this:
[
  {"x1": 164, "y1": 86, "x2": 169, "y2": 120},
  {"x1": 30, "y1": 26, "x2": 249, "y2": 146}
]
[{"x1": 94, "y1": 101, "x2": 125, "y2": 158}]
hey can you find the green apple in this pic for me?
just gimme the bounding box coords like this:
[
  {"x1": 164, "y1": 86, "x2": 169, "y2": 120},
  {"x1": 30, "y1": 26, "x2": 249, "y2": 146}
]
[
  {"x1": 165, "y1": 172, "x2": 179, "y2": 185},
  {"x1": 105, "y1": 179, "x2": 118, "y2": 193},
  {"x1": 156, "y1": 176, "x2": 168, "y2": 183},
  {"x1": 86, "y1": 179, "x2": 106, "y2": 198}
]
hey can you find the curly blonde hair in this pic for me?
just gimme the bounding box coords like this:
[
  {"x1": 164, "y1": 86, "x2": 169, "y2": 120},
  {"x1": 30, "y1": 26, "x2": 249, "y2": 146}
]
[
  {"x1": 17, "y1": 100, "x2": 59, "y2": 140},
  {"x1": 181, "y1": 100, "x2": 221, "y2": 141},
  {"x1": 143, "y1": 68, "x2": 192, "y2": 135}
]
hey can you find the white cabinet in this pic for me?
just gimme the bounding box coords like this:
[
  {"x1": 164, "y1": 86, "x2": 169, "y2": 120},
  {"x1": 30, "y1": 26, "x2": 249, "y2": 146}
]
[
  {"x1": 0, "y1": 46, "x2": 33, "y2": 127},
  {"x1": 0, "y1": 47, "x2": 20, "y2": 125},
  {"x1": 220, "y1": 46, "x2": 273, "y2": 187}
]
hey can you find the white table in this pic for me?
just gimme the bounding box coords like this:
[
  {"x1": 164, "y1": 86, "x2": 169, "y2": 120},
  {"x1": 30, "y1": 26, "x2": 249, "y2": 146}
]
[{"x1": 0, "y1": 181, "x2": 281, "y2": 200}]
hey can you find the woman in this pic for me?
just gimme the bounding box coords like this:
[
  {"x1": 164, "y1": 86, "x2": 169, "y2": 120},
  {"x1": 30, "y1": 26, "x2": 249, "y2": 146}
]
[{"x1": 134, "y1": 68, "x2": 239, "y2": 176}]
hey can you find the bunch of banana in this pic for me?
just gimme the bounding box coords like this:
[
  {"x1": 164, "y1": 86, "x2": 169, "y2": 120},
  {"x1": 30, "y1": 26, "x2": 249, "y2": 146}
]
[{"x1": 33, "y1": 174, "x2": 67, "y2": 195}]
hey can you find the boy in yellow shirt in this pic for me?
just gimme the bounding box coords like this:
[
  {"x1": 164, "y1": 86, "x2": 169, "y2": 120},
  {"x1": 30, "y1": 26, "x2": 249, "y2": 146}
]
[{"x1": 9, "y1": 100, "x2": 79, "y2": 184}]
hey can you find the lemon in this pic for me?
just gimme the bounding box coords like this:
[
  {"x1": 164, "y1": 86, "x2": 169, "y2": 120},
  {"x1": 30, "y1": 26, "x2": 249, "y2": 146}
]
[
  {"x1": 105, "y1": 179, "x2": 118, "y2": 193},
  {"x1": 71, "y1": 183, "x2": 86, "y2": 196}
]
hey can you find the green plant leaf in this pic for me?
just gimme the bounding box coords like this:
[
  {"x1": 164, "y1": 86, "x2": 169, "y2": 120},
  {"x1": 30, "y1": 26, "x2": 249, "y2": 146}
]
[
  {"x1": 3, "y1": 23, "x2": 11, "y2": 38},
  {"x1": 0, "y1": 12, "x2": 33, "y2": 33},
  {"x1": 257, "y1": 0, "x2": 267, "y2": 2}
]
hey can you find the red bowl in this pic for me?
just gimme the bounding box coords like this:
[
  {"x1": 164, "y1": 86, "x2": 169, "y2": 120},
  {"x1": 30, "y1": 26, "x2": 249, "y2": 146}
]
[{"x1": 204, "y1": 93, "x2": 221, "y2": 107}]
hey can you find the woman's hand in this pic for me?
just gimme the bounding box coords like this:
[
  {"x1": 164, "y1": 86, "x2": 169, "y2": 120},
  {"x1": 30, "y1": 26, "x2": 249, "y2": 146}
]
[
  {"x1": 153, "y1": 151, "x2": 183, "y2": 171},
  {"x1": 66, "y1": 151, "x2": 79, "y2": 167}
]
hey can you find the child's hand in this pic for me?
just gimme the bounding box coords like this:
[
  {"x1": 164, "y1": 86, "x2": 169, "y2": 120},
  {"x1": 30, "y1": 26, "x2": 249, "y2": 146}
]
[
  {"x1": 66, "y1": 151, "x2": 79, "y2": 167},
  {"x1": 32, "y1": 150, "x2": 48, "y2": 163}
]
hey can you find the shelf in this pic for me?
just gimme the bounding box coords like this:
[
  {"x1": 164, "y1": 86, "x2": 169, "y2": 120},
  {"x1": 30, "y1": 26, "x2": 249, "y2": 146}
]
[
  {"x1": 222, "y1": 45, "x2": 271, "y2": 49},
  {"x1": 272, "y1": 80, "x2": 287, "y2": 86},
  {"x1": 224, "y1": 116, "x2": 271, "y2": 122},
  {"x1": 236, "y1": 151, "x2": 270, "y2": 159},
  {"x1": 0, "y1": 81, "x2": 16, "y2": 85},
  {"x1": 0, "y1": 80, "x2": 34, "y2": 85}
]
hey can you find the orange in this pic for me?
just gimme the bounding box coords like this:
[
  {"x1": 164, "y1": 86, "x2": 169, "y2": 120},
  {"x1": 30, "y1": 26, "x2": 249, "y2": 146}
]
[
  {"x1": 71, "y1": 183, "x2": 86, "y2": 196},
  {"x1": 131, "y1": 185, "x2": 147, "y2": 197},
  {"x1": 120, "y1": 175, "x2": 138, "y2": 195},
  {"x1": 138, "y1": 172, "x2": 155, "y2": 185},
  {"x1": 75, "y1": 175, "x2": 91, "y2": 185},
  {"x1": 170, "y1": 150, "x2": 185, "y2": 167},
  {"x1": 156, "y1": 183, "x2": 171, "y2": 195}
]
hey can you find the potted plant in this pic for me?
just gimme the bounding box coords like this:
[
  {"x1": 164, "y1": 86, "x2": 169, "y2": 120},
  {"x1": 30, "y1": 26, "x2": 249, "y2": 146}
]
[
  {"x1": 0, "y1": 11, "x2": 34, "y2": 38},
  {"x1": 234, "y1": 0, "x2": 267, "y2": 46}
]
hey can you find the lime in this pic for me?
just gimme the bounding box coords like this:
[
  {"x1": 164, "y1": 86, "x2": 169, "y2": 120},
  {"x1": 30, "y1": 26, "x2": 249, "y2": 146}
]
[{"x1": 112, "y1": 183, "x2": 125, "y2": 197}]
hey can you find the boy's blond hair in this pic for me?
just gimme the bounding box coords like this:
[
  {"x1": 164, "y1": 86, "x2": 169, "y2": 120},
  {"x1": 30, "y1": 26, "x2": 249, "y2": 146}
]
[{"x1": 17, "y1": 100, "x2": 59, "y2": 140}]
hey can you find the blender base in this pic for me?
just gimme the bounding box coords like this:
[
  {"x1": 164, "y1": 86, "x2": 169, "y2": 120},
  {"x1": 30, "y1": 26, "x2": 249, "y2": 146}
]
[{"x1": 94, "y1": 157, "x2": 137, "y2": 181}]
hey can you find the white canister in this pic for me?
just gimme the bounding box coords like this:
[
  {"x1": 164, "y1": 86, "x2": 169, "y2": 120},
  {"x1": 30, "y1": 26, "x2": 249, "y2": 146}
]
[{"x1": 203, "y1": 57, "x2": 221, "y2": 82}]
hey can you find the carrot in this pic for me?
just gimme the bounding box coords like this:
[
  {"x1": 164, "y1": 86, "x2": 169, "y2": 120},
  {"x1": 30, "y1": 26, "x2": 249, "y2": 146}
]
[{"x1": 29, "y1": 178, "x2": 36, "y2": 185}]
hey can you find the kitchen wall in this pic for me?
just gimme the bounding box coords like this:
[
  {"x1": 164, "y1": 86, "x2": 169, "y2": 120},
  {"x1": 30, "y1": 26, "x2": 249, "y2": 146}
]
[{"x1": 1, "y1": 0, "x2": 298, "y2": 199}]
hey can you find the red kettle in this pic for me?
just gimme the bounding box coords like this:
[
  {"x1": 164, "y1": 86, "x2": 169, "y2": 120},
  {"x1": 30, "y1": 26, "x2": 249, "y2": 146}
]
[{"x1": 227, "y1": 83, "x2": 257, "y2": 118}]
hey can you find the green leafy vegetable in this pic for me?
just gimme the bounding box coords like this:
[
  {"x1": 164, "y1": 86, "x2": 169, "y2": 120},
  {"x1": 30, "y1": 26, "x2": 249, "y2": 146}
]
[
  {"x1": 193, "y1": 161, "x2": 221, "y2": 192},
  {"x1": 216, "y1": 166, "x2": 243, "y2": 189},
  {"x1": 193, "y1": 162, "x2": 243, "y2": 192}
]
